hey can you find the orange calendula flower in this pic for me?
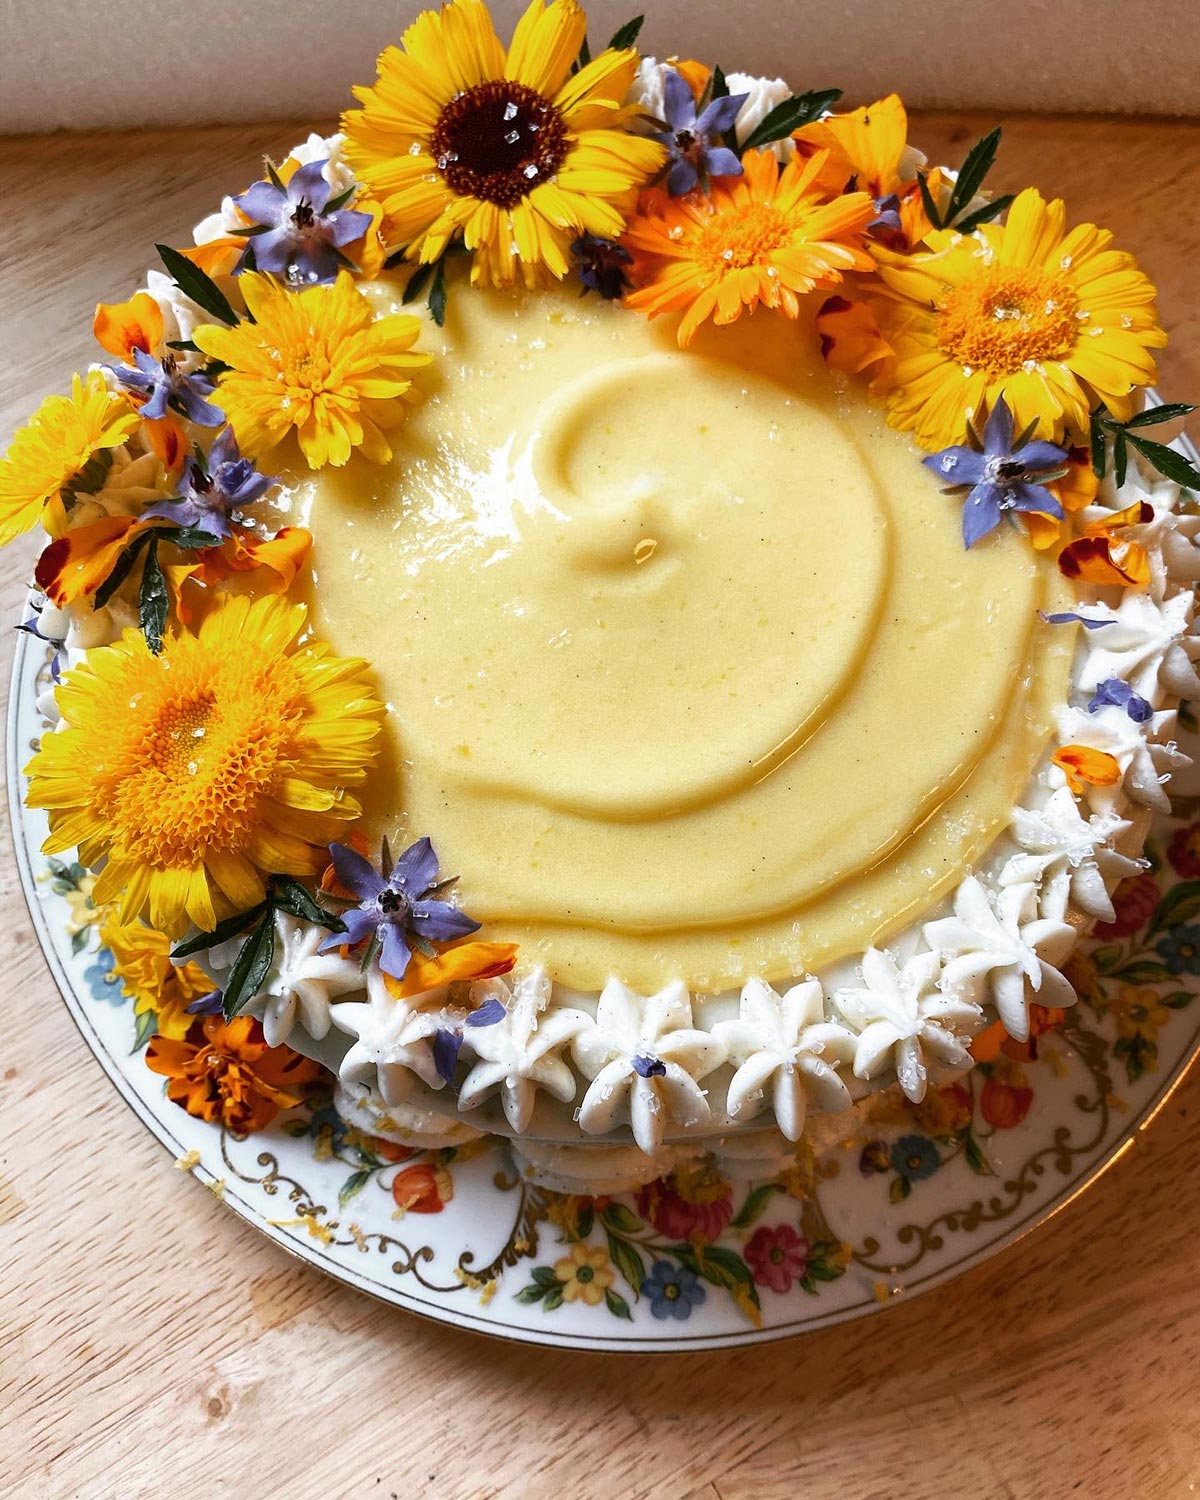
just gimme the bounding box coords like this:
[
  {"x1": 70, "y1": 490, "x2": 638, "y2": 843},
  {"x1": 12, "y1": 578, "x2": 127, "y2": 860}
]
[
  {"x1": 341, "y1": 0, "x2": 664, "y2": 289},
  {"x1": 146, "y1": 1014, "x2": 323, "y2": 1132},
  {"x1": 815, "y1": 293, "x2": 895, "y2": 377},
  {"x1": 193, "y1": 271, "x2": 431, "y2": 469},
  {"x1": 1023, "y1": 446, "x2": 1100, "y2": 548},
  {"x1": 26, "y1": 594, "x2": 385, "y2": 938},
  {"x1": 623, "y1": 147, "x2": 874, "y2": 346},
  {"x1": 1052, "y1": 743, "x2": 1122, "y2": 795},
  {"x1": 142, "y1": 414, "x2": 189, "y2": 475},
  {"x1": 795, "y1": 93, "x2": 911, "y2": 201},
  {"x1": 869, "y1": 187, "x2": 1167, "y2": 450},
  {"x1": 0, "y1": 373, "x2": 139, "y2": 546},
  {"x1": 385, "y1": 940, "x2": 519, "y2": 999},
  {"x1": 100, "y1": 910, "x2": 214, "y2": 1041},
  {"x1": 93, "y1": 293, "x2": 165, "y2": 363}
]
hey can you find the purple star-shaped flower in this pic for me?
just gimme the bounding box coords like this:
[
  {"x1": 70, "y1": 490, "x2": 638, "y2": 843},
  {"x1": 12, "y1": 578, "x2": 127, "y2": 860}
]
[
  {"x1": 923, "y1": 396, "x2": 1069, "y2": 549},
  {"x1": 113, "y1": 348, "x2": 224, "y2": 427},
  {"x1": 17, "y1": 609, "x2": 63, "y2": 682},
  {"x1": 318, "y1": 837, "x2": 481, "y2": 982},
  {"x1": 186, "y1": 989, "x2": 225, "y2": 1016},
  {"x1": 233, "y1": 160, "x2": 373, "y2": 287},
  {"x1": 1088, "y1": 677, "x2": 1153, "y2": 723},
  {"x1": 571, "y1": 233, "x2": 633, "y2": 300},
  {"x1": 655, "y1": 68, "x2": 747, "y2": 196},
  {"x1": 141, "y1": 426, "x2": 277, "y2": 540}
]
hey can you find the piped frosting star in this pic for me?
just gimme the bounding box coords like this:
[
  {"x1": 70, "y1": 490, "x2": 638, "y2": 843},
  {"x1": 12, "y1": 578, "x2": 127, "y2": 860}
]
[
  {"x1": 1055, "y1": 703, "x2": 1190, "y2": 814},
  {"x1": 832, "y1": 949, "x2": 979, "y2": 1103},
  {"x1": 1004, "y1": 787, "x2": 1144, "y2": 924},
  {"x1": 923, "y1": 876, "x2": 1076, "y2": 1042},
  {"x1": 1074, "y1": 591, "x2": 1200, "y2": 702},
  {"x1": 456, "y1": 967, "x2": 591, "y2": 1132},
  {"x1": 258, "y1": 911, "x2": 365, "y2": 1048},
  {"x1": 331, "y1": 962, "x2": 453, "y2": 1105},
  {"x1": 712, "y1": 978, "x2": 854, "y2": 1140},
  {"x1": 573, "y1": 981, "x2": 725, "y2": 1153}
]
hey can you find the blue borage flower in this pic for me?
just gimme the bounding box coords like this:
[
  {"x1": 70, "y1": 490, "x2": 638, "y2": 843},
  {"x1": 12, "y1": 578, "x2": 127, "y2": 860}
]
[
  {"x1": 655, "y1": 67, "x2": 747, "y2": 196},
  {"x1": 571, "y1": 233, "x2": 633, "y2": 300},
  {"x1": 632, "y1": 1052, "x2": 667, "y2": 1078},
  {"x1": 111, "y1": 348, "x2": 224, "y2": 427},
  {"x1": 433, "y1": 998, "x2": 506, "y2": 1086},
  {"x1": 1039, "y1": 611, "x2": 1115, "y2": 630},
  {"x1": 641, "y1": 1260, "x2": 707, "y2": 1321},
  {"x1": 1088, "y1": 677, "x2": 1153, "y2": 723},
  {"x1": 186, "y1": 989, "x2": 225, "y2": 1016},
  {"x1": 233, "y1": 159, "x2": 373, "y2": 287},
  {"x1": 141, "y1": 426, "x2": 277, "y2": 541},
  {"x1": 923, "y1": 396, "x2": 1069, "y2": 548}
]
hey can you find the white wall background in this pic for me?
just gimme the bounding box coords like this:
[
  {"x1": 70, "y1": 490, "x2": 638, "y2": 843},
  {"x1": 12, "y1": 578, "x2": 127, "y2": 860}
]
[{"x1": 1, "y1": 0, "x2": 1197, "y2": 133}]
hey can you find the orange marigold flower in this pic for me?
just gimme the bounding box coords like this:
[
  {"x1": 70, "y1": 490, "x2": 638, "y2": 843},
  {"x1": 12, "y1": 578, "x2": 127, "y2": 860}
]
[
  {"x1": 622, "y1": 147, "x2": 875, "y2": 346},
  {"x1": 93, "y1": 293, "x2": 165, "y2": 363},
  {"x1": 146, "y1": 1014, "x2": 323, "y2": 1132},
  {"x1": 1052, "y1": 743, "x2": 1122, "y2": 795}
]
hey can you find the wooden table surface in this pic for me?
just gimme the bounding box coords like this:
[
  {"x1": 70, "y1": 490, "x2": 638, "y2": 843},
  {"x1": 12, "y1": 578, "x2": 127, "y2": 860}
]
[{"x1": 1, "y1": 114, "x2": 1198, "y2": 1500}]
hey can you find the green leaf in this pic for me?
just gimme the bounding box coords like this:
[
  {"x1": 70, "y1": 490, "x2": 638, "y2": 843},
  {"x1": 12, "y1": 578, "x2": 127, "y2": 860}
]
[
  {"x1": 325, "y1": 183, "x2": 359, "y2": 213},
  {"x1": 222, "y1": 908, "x2": 277, "y2": 1018},
  {"x1": 607, "y1": 15, "x2": 644, "y2": 50},
  {"x1": 164, "y1": 525, "x2": 222, "y2": 551},
  {"x1": 514, "y1": 1282, "x2": 550, "y2": 1305},
  {"x1": 605, "y1": 1230, "x2": 647, "y2": 1300},
  {"x1": 1090, "y1": 942, "x2": 1124, "y2": 974},
  {"x1": 575, "y1": 1202, "x2": 595, "y2": 1241},
  {"x1": 531, "y1": 1264, "x2": 557, "y2": 1286},
  {"x1": 265, "y1": 159, "x2": 287, "y2": 194},
  {"x1": 92, "y1": 527, "x2": 153, "y2": 611},
  {"x1": 1147, "y1": 880, "x2": 1200, "y2": 939},
  {"x1": 1125, "y1": 433, "x2": 1200, "y2": 490},
  {"x1": 1112, "y1": 959, "x2": 1175, "y2": 985},
  {"x1": 604, "y1": 1287, "x2": 633, "y2": 1320},
  {"x1": 680, "y1": 1243, "x2": 761, "y2": 1312},
  {"x1": 70, "y1": 926, "x2": 90, "y2": 956},
  {"x1": 138, "y1": 535, "x2": 169, "y2": 655},
  {"x1": 730, "y1": 1182, "x2": 777, "y2": 1229},
  {"x1": 964, "y1": 1130, "x2": 993, "y2": 1177},
  {"x1": 1090, "y1": 408, "x2": 1109, "y2": 479},
  {"x1": 131, "y1": 1007, "x2": 157, "y2": 1052},
  {"x1": 280, "y1": 1117, "x2": 311, "y2": 1138},
  {"x1": 888, "y1": 1174, "x2": 912, "y2": 1203},
  {"x1": 600, "y1": 1202, "x2": 642, "y2": 1234},
  {"x1": 1123, "y1": 402, "x2": 1196, "y2": 429},
  {"x1": 1164, "y1": 990, "x2": 1195, "y2": 1010},
  {"x1": 953, "y1": 193, "x2": 1014, "y2": 234},
  {"x1": 338, "y1": 1169, "x2": 372, "y2": 1208},
  {"x1": 170, "y1": 902, "x2": 267, "y2": 959},
  {"x1": 944, "y1": 126, "x2": 1001, "y2": 226},
  {"x1": 429, "y1": 255, "x2": 449, "y2": 327},
  {"x1": 401, "y1": 261, "x2": 435, "y2": 306},
  {"x1": 62, "y1": 449, "x2": 114, "y2": 506},
  {"x1": 707, "y1": 65, "x2": 739, "y2": 154},
  {"x1": 1114, "y1": 429, "x2": 1129, "y2": 488},
  {"x1": 916, "y1": 170, "x2": 943, "y2": 232},
  {"x1": 155, "y1": 242, "x2": 239, "y2": 327},
  {"x1": 542, "y1": 1284, "x2": 565, "y2": 1311},
  {"x1": 739, "y1": 88, "x2": 843, "y2": 154},
  {"x1": 271, "y1": 876, "x2": 346, "y2": 931}
]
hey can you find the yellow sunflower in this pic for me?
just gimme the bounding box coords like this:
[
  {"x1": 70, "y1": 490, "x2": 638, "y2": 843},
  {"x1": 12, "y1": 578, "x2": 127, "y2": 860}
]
[
  {"x1": 622, "y1": 147, "x2": 875, "y2": 346},
  {"x1": 869, "y1": 186, "x2": 1166, "y2": 449},
  {"x1": 192, "y1": 272, "x2": 430, "y2": 469},
  {"x1": 341, "y1": 0, "x2": 665, "y2": 288},
  {"x1": 0, "y1": 372, "x2": 139, "y2": 546},
  {"x1": 26, "y1": 594, "x2": 385, "y2": 938}
]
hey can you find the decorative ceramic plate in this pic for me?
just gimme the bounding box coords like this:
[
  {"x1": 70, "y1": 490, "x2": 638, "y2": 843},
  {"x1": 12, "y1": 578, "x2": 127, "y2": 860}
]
[{"x1": 10, "y1": 626, "x2": 1200, "y2": 1351}]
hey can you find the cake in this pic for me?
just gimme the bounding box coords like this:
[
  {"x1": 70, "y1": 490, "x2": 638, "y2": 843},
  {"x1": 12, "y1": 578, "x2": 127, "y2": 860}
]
[{"x1": 5, "y1": 0, "x2": 1199, "y2": 1199}]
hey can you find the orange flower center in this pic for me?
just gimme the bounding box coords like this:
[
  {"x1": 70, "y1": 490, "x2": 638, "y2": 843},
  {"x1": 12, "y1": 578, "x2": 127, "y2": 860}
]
[
  {"x1": 431, "y1": 80, "x2": 567, "y2": 208},
  {"x1": 100, "y1": 637, "x2": 302, "y2": 868},
  {"x1": 693, "y1": 200, "x2": 792, "y2": 273},
  {"x1": 937, "y1": 267, "x2": 1080, "y2": 377}
]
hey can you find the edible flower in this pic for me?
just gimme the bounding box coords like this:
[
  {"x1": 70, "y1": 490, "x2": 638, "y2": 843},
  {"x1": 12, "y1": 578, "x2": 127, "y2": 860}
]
[
  {"x1": 142, "y1": 426, "x2": 277, "y2": 541},
  {"x1": 1056, "y1": 499, "x2": 1153, "y2": 588},
  {"x1": 0, "y1": 373, "x2": 139, "y2": 545},
  {"x1": 26, "y1": 595, "x2": 385, "y2": 937},
  {"x1": 1052, "y1": 743, "x2": 1122, "y2": 795},
  {"x1": 93, "y1": 292, "x2": 165, "y2": 362},
  {"x1": 101, "y1": 909, "x2": 215, "y2": 1041},
  {"x1": 654, "y1": 66, "x2": 745, "y2": 195},
  {"x1": 571, "y1": 232, "x2": 634, "y2": 299},
  {"x1": 112, "y1": 347, "x2": 224, "y2": 427},
  {"x1": 922, "y1": 396, "x2": 1067, "y2": 548},
  {"x1": 386, "y1": 939, "x2": 519, "y2": 999},
  {"x1": 232, "y1": 159, "x2": 373, "y2": 286},
  {"x1": 145, "y1": 1014, "x2": 322, "y2": 1132},
  {"x1": 320, "y1": 837, "x2": 481, "y2": 981},
  {"x1": 869, "y1": 187, "x2": 1167, "y2": 449},
  {"x1": 341, "y1": 0, "x2": 665, "y2": 288},
  {"x1": 1088, "y1": 678, "x2": 1153, "y2": 723},
  {"x1": 192, "y1": 271, "x2": 431, "y2": 468},
  {"x1": 622, "y1": 146, "x2": 874, "y2": 346}
]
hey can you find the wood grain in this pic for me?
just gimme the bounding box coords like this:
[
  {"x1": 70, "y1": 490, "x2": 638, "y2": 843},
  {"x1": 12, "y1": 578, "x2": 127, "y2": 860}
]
[{"x1": 1, "y1": 116, "x2": 1199, "y2": 1500}]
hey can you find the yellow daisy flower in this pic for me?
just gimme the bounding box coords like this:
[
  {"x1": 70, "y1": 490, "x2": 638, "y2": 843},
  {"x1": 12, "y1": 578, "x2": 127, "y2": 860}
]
[
  {"x1": 192, "y1": 272, "x2": 430, "y2": 469},
  {"x1": 870, "y1": 186, "x2": 1167, "y2": 449},
  {"x1": 0, "y1": 372, "x2": 138, "y2": 546},
  {"x1": 623, "y1": 148, "x2": 875, "y2": 346},
  {"x1": 341, "y1": 0, "x2": 665, "y2": 288},
  {"x1": 100, "y1": 910, "x2": 215, "y2": 1041},
  {"x1": 26, "y1": 594, "x2": 385, "y2": 939}
]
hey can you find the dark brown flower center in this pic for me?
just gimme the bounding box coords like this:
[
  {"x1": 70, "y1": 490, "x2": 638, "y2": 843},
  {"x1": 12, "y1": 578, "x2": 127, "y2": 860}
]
[{"x1": 431, "y1": 81, "x2": 567, "y2": 208}]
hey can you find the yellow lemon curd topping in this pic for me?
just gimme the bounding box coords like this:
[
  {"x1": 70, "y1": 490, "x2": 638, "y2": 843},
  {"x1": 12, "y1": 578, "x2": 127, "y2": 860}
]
[{"x1": 292, "y1": 284, "x2": 1074, "y2": 992}]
